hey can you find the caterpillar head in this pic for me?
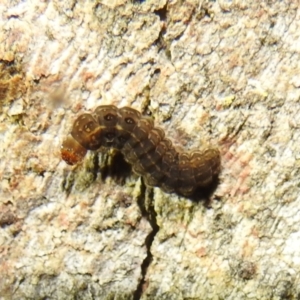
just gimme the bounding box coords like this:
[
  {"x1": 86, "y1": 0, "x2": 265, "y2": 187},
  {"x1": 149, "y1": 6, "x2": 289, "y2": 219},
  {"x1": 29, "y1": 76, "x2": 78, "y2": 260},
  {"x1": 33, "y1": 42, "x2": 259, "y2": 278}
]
[
  {"x1": 61, "y1": 135, "x2": 87, "y2": 165},
  {"x1": 61, "y1": 113, "x2": 101, "y2": 165}
]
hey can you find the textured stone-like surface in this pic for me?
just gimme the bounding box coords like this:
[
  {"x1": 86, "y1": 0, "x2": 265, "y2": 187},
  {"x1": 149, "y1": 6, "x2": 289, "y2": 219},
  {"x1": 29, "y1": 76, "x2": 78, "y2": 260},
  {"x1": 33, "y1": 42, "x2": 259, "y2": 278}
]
[{"x1": 1, "y1": 0, "x2": 300, "y2": 299}]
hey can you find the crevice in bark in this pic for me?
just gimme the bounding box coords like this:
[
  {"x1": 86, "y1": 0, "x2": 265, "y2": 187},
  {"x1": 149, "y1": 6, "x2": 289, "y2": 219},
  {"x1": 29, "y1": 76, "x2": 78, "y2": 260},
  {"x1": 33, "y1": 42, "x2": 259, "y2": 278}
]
[
  {"x1": 154, "y1": 2, "x2": 168, "y2": 21},
  {"x1": 134, "y1": 185, "x2": 159, "y2": 300}
]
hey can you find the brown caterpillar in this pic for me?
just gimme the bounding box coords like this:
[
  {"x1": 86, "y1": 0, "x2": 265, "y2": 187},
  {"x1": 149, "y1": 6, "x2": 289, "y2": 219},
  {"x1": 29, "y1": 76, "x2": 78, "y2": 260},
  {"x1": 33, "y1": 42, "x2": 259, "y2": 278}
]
[{"x1": 61, "y1": 105, "x2": 220, "y2": 196}]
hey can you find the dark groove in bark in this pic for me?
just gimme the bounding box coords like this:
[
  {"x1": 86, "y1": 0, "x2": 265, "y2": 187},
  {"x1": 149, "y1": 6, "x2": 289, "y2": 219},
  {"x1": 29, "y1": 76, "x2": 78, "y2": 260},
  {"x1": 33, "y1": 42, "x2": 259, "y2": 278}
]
[{"x1": 134, "y1": 186, "x2": 159, "y2": 300}]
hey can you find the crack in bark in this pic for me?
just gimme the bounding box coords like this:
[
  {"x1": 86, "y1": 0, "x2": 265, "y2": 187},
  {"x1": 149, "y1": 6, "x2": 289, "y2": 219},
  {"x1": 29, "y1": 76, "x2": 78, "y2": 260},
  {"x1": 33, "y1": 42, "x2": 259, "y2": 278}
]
[{"x1": 134, "y1": 185, "x2": 159, "y2": 300}]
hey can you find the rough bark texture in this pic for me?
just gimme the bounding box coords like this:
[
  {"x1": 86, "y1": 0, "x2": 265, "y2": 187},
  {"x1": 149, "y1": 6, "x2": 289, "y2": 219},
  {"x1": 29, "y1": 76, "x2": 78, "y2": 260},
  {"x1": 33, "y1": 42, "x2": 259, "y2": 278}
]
[{"x1": 1, "y1": 0, "x2": 300, "y2": 299}]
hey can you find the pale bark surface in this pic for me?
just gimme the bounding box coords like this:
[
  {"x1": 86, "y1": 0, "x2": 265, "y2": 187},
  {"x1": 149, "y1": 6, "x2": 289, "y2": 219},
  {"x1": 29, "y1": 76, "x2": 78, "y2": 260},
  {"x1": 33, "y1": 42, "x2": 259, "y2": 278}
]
[{"x1": 1, "y1": 0, "x2": 300, "y2": 299}]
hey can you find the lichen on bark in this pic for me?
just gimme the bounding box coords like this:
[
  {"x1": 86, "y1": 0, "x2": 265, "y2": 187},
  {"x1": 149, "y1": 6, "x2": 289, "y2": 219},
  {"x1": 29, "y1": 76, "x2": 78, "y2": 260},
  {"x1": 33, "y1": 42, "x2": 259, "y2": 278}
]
[{"x1": 1, "y1": 0, "x2": 300, "y2": 299}]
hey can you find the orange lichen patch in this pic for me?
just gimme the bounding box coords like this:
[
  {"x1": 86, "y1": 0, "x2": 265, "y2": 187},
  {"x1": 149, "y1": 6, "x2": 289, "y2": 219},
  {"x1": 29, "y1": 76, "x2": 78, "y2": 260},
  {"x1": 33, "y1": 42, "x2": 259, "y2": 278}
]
[
  {"x1": 57, "y1": 212, "x2": 70, "y2": 228},
  {"x1": 78, "y1": 201, "x2": 90, "y2": 211},
  {"x1": 61, "y1": 136, "x2": 87, "y2": 165},
  {"x1": 81, "y1": 71, "x2": 96, "y2": 83},
  {"x1": 231, "y1": 152, "x2": 252, "y2": 196},
  {"x1": 231, "y1": 165, "x2": 251, "y2": 196},
  {"x1": 250, "y1": 226, "x2": 260, "y2": 238},
  {"x1": 124, "y1": 217, "x2": 139, "y2": 228},
  {"x1": 218, "y1": 141, "x2": 253, "y2": 199},
  {"x1": 195, "y1": 246, "x2": 207, "y2": 257}
]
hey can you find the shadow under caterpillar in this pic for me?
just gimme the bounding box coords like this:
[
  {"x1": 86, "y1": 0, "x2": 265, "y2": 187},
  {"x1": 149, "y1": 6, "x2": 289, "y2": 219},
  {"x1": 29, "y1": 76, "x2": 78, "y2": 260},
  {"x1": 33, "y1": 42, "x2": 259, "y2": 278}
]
[{"x1": 61, "y1": 105, "x2": 221, "y2": 197}]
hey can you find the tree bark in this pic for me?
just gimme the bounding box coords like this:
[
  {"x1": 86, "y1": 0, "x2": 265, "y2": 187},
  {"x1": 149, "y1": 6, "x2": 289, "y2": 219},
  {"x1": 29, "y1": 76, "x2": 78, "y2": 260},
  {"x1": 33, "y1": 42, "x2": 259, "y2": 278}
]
[{"x1": 1, "y1": 0, "x2": 300, "y2": 299}]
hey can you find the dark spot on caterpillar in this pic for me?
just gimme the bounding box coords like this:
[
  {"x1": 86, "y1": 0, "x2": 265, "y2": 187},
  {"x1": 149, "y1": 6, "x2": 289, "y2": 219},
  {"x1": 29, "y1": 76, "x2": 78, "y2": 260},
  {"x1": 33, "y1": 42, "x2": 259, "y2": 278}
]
[
  {"x1": 61, "y1": 105, "x2": 221, "y2": 197},
  {"x1": 104, "y1": 114, "x2": 115, "y2": 121},
  {"x1": 125, "y1": 117, "x2": 135, "y2": 124}
]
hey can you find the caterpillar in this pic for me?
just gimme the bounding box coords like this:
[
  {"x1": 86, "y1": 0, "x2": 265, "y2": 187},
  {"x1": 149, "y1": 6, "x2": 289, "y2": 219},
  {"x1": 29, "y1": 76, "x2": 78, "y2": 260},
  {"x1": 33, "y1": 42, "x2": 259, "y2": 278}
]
[{"x1": 61, "y1": 105, "x2": 221, "y2": 197}]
